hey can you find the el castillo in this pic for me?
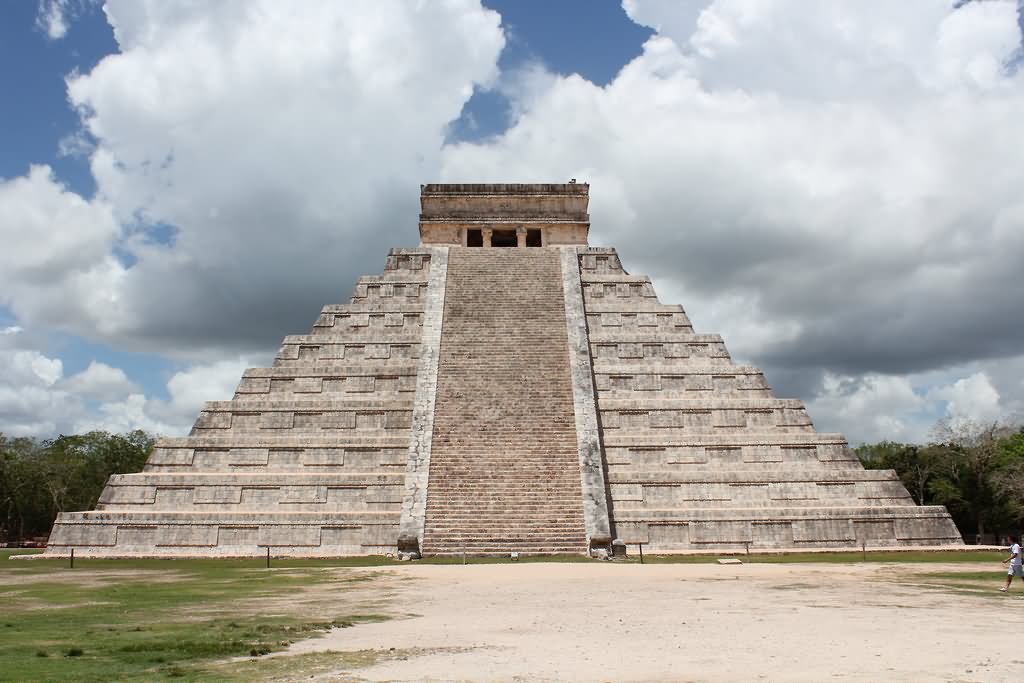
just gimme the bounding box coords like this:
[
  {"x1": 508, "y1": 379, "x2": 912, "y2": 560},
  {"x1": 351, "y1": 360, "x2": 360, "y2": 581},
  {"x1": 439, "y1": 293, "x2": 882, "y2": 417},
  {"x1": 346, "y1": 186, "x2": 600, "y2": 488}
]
[{"x1": 44, "y1": 182, "x2": 963, "y2": 559}]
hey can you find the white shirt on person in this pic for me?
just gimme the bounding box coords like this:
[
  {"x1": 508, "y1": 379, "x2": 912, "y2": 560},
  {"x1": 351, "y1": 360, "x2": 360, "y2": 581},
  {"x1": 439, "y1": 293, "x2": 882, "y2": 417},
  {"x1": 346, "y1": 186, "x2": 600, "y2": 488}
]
[{"x1": 1010, "y1": 543, "x2": 1022, "y2": 568}]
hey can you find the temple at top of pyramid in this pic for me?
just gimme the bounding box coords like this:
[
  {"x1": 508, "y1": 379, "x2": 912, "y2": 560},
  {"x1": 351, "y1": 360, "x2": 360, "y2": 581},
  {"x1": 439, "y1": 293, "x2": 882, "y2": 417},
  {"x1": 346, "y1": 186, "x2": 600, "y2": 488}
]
[
  {"x1": 45, "y1": 182, "x2": 963, "y2": 558},
  {"x1": 418, "y1": 181, "x2": 591, "y2": 247}
]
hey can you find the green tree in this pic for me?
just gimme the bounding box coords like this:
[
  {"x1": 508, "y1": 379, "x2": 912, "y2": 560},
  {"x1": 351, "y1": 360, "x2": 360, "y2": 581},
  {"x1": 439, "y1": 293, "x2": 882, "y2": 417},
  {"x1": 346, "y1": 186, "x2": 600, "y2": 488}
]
[
  {"x1": 856, "y1": 420, "x2": 1024, "y2": 542},
  {"x1": 45, "y1": 430, "x2": 155, "y2": 513},
  {"x1": 991, "y1": 430, "x2": 1024, "y2": 532},
  {"x1": 856, "y1": 441, "x2": 938, "y2": 505},
  {"x1": 927, "y1": 418, "x2": 1020, "y2": 541},
  {"x1": 0, "y1": 435, "x2": 52, "y2": 542},
  {"x1": 0, "y1": 430, "x2": 155, "y2": 544}
]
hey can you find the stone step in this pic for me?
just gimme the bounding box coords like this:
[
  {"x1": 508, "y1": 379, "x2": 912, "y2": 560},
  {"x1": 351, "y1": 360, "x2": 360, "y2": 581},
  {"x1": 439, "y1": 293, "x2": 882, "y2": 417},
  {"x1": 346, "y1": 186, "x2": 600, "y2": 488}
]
[
  {"x1": 202, "y1": 398, "x2": 415, "y2": 411},
  {"x1": 242, "y1": 364, "x2": 419, "y2": 378},
  {"x1": 426, "y1": 486, "x2": 583, "y2": 492},
  {"x1": 424, "y1": 506, "x2": 584, "y2": 513},
  {"x1": 423, "y1": 528, "x2": 585, "y2": 536},
  {"x1": 600, "y1": 433, "x2": 849, "y2": 448},
  {"x1": 607, "y1": 471, "x2": 901, "y2": 484},
  {"x1": 427, "y1": 480, "x2": 582, "y2": 485},
  {"x1": 425, "y1": 528, "x2": 585, "y2": 536},
  {"x1": 422, "y1": 535, "x2": 586, "y2": 542},
  {"x1": 421, "y1": 510, "x2": 588, "y2": 521},
  {"x1": 426, "y1": 485, "x2": 583, "y2": 492},
  {"x1": 424, "y1": 550, "x2": 588, "y2": 557},
  {"x1": 423, "y1": 547, "x2": 588, "y2": 556}
]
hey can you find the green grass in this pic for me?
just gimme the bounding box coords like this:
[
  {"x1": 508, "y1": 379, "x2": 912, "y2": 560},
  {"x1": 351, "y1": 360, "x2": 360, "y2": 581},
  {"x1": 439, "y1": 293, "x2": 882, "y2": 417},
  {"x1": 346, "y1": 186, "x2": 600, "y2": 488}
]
[
  {"x1": 199, "y1": 647, "x2": 467, "y2": 682},
  {"x1": 2, "y1": 548, "x2": 406, "y2": 567},
  {"x1": 0, "y1": 551, "x2": 394, "y2": 681},
  {"x1": 907, "y1": 569, "x2": 1024, "y2": 597}
]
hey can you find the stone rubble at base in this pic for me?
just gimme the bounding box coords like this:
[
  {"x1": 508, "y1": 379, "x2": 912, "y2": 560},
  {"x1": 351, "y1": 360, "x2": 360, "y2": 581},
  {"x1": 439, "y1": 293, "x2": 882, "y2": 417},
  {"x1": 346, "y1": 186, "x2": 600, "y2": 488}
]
[{"x1": 45, "y1": 183, "x2": 962, "y2": 558}]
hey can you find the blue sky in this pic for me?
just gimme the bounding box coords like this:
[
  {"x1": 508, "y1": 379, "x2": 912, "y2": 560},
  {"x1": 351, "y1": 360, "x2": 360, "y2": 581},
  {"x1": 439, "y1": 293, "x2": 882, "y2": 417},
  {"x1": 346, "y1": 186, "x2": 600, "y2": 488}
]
[
  {"x1": 450, "y1": 1, "x2": 652, "y2": 140},
  {"x1": 0, "y1": 2, "x2": 113, "y2": 194},
  {"x1": 2, "y1": 1, "x2": 1024, "y2": 443}
]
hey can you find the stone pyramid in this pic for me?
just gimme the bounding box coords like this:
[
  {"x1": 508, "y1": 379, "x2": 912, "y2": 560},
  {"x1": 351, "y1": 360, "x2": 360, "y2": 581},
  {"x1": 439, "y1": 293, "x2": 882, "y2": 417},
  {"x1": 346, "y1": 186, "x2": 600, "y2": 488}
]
[{"x1": 46, "y1": 183, "x2": 962, "y2": 557}]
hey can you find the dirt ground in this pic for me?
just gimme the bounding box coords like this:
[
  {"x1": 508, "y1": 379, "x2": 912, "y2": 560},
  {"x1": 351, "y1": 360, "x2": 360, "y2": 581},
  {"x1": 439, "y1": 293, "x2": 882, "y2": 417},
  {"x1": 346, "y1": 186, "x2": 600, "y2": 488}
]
[{"x1": 277, "y1": 561, "x2": 1024, "y2": 683}]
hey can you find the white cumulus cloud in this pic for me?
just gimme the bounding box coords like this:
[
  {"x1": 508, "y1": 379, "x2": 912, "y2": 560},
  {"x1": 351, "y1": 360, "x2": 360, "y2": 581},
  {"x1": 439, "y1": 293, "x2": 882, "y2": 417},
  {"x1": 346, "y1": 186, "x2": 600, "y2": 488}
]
[
  {"x1": 926, "y1": 372, "x2": 1003, "y2": 423},
  {"x1": 806, "y1": 373, "x2": 926, "y2": 444},
  {"x1": 6, "y1": 1, "x2": 505, "y2": 361},
  {"x1": 0, "y1": 165, "x2": 127, "y2": 337},
  {"x1": 441, "y1": 0, "x2": 1024, "y2": 443},
  {"x1": 57, "y1": 0, "x2": 503, "y2": 356},
  {"x1": 0, "y1": 328, "x2": 70, "y2": 435},
  {"x1": 0, "y1": 324, "x2": 261, "y2": 437},
  {"x1": 60, "y1": 361, "x2": 138, "y2": 400}
]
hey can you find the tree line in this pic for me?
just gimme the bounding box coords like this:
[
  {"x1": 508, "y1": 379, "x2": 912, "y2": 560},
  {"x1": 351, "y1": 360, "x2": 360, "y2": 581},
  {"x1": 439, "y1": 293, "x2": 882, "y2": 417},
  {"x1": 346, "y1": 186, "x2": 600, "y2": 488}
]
[
  {"x1": 0, "y1": 430, "x2": 155, "y2": 544},
  {"x1": 856, "y1": 418, "x2": 1024, "y2": 543}
]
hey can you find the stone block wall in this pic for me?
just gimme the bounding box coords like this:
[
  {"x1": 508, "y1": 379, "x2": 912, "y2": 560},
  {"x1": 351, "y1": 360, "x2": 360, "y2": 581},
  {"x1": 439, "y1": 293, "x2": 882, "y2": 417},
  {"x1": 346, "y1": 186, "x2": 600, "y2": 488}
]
[
  {"x1": 574, "y1": 246, "x2": 962, "y2": 552},
  {"x1": 46, "y1": 248, "x2": 441, "y2": 557}
]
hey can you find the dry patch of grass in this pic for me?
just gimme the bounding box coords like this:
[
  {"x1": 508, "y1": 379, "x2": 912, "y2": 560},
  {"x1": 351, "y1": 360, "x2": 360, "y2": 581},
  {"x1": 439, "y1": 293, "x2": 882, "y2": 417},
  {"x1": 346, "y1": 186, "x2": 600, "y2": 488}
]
[
  {"x1": 906, "y1": 569, "x2": 1024, "y2": 598},
  {"x1": 203, "y1": 646, "x2": 474, "y2": 682}
]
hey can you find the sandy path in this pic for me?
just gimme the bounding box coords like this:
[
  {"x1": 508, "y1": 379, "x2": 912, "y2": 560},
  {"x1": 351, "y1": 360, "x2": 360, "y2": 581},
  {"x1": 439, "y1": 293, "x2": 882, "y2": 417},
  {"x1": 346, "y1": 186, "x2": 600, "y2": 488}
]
[{"x1": 285, "y1": 562, "x2": 1023, "y2": 682}]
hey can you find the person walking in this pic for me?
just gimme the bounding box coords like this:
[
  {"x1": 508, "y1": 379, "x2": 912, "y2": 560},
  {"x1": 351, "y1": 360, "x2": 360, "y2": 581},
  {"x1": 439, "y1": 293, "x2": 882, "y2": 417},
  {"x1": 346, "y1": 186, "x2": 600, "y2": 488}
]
[{"x1": 1000, "y1": 535, "x2": 1021, "y2": 592}]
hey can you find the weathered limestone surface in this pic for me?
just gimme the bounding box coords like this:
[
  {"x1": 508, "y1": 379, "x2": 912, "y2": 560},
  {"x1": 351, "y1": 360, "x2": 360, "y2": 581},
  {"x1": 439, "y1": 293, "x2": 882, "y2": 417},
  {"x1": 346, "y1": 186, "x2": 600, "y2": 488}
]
[
  {"x1": 397, "y1": 247, "x2": 448, "y2": 555},
  {"x1": 46, "y1": 183, "x2": 962, "y2": 557},
  {"x1": 419, "y1": 183, "x2": 590, "y2": 247},
  {"x1": 575, "y1": 247, "x2": 961, "y2": 551},
  {"x1": 558, "y1": 247, "x2": 612, "y2": 552},
  {"x1": 46, "y1": 249, "x2": 439, "y2": 557}
]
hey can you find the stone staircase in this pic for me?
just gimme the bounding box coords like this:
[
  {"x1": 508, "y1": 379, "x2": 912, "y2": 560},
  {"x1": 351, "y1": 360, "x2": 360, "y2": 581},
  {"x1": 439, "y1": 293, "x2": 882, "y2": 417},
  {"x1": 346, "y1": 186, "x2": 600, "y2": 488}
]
[{"x1": 421, "y1": 248, "x2": 587, "y2": 555}]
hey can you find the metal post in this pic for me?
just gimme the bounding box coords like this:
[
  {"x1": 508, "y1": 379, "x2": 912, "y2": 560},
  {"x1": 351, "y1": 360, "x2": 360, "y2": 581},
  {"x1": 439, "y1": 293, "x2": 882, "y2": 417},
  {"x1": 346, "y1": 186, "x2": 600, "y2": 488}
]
[
  {"x1": 862, "y1": 540, "x2": 867, "y2": 562},
  {"x1": 638, "y1": 542, "x2": 644, "y2": 564},
  {"x1": 69, "y1": 548, "x2": 74, "y2": 569},
  {"x1": 745, "y1": 541, "x2": 750, "y2": 556},
  {"x1": 462, "y1": 548, "x2": 466, "y2": 565},
  {"x1": 266, "y1": 546, "x2": 270, "y2": 569}
]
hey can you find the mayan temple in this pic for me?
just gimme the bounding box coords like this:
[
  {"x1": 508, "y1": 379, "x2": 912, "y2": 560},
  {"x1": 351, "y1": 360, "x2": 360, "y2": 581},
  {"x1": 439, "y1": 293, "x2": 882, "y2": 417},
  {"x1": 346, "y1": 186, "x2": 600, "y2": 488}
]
[{"x1": 46, "y1": 183, "x2": 962, "y2": 557}]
